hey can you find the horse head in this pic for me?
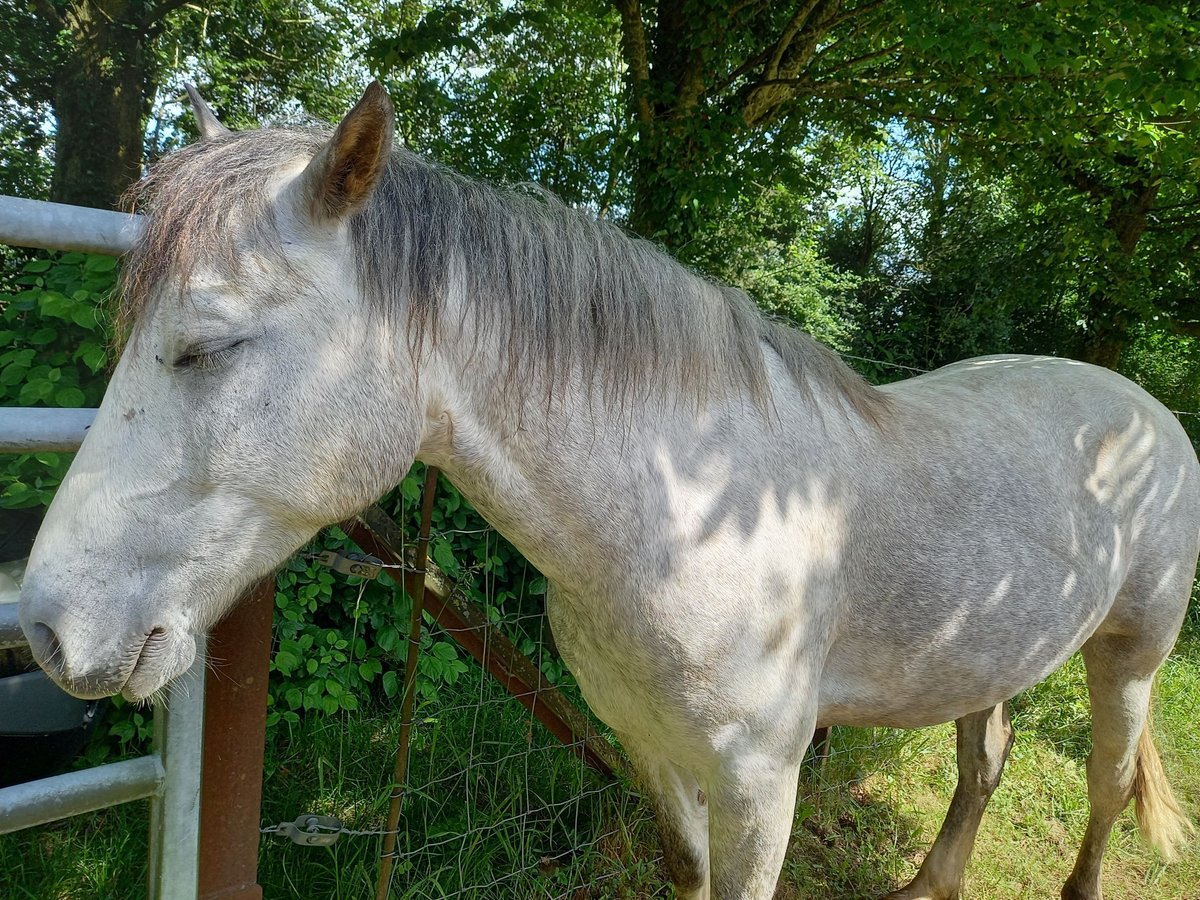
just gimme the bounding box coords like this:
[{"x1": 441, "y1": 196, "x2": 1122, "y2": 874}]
[{"x1": 19, "y1": 84, "x2": 421, "y2": 700}]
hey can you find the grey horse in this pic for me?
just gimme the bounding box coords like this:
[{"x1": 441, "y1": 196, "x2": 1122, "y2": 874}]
[{"x1": 20, "y1": 84, "x2": 1196, "y2": 898}]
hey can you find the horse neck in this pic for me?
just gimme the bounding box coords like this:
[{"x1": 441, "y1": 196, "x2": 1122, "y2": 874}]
[
  {"x1": 410, "y1": 320, "x2": 861, "y2": 592},
  {"x1": 412, "y1": 334, "x2": 656, "y2": 586}
]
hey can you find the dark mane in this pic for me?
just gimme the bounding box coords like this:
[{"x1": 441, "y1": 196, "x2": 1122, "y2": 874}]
[{"x1": 121, "y1": 126, "x2": 890, "y2": 425}]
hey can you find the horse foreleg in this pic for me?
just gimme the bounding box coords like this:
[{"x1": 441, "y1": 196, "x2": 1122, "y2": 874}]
[
  {"x1": 885, "y1": 703, "x2": 1013, "y2": 900},
  {"x1": 619, "y1": 732, "x2": 712, "y2": 898},
  {"x1": 705, "y1": 746, "x2": 806, "y2": 900}
]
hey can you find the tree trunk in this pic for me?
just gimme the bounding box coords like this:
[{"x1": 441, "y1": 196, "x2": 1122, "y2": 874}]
[
  {"x1": 628, "y1": 121, "x2": 705, "y2": 252},
  {"x1": 1081, "y1": 307, "x2": 1130, "y2": 369},
  {"x1": 1079, "y1": 181, "x2": 1159, "y2": 369},
  {"x1": 49, "y1": 1, "x2": 155, "y2": 209},
  {"x1": 614, "y1": 0, "x2": 710, "y2": 253}
]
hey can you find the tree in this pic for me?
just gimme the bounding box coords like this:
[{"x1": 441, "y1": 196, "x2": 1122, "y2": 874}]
[
  {"x1": 605, "y1": 1, "x2": 1200, "y2": 364},
  {"x1": 367, "y1": 0, "x2": 630, "y2": 212},
  {"x1": 0, "y1": 0, "x2": 180, "y2": 208},
  {"x1": 889, "y1": 1, "x2": 1200, "y2": 367},
  {"x1": 0, "y1": 0, "x2": 383, "y2": 209}
]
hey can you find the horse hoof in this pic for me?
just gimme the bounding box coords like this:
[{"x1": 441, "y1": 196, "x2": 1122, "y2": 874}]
[{"x1": 881, "y1": 888, "x2": 953, "y2": 900}]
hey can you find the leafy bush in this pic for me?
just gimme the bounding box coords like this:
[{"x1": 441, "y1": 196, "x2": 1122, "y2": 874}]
[
  {"x1": 0, "y1": 252, "x2": 113, "y2": 510},
  {"x1": 264, "y1": 468, "x2": 558, "y2": 733}
]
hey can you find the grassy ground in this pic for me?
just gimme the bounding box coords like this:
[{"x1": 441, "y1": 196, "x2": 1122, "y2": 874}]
[{"x1": 2, "y1": 628, "x2": 1197, "y2": 899}]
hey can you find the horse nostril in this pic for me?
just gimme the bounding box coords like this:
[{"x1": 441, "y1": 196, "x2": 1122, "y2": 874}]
[{"x1": 27, "y1": 621, "x2": 64, "y2": 674}]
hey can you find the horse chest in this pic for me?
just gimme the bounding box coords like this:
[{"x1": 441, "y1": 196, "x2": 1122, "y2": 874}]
[{"x1": 545, "y1": 587, "x2": 682, "y2": 737}]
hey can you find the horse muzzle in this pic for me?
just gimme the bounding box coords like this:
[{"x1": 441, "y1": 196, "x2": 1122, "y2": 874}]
[{"x1": 18, "y1": 590, "x2": 196, "y2": 701}]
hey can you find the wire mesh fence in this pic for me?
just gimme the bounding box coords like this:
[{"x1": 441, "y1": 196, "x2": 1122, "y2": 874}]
[{"x1": 257, "y1": 625, "x2": 644, "y2": 897}]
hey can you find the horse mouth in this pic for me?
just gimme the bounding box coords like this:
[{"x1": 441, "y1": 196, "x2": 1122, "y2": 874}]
[
  {"x1": 31, "y1": 626, "x2": 198, "y2": 702},
  {"x1": 119, "y1": 629, "x2": 198, "y2": 701}
]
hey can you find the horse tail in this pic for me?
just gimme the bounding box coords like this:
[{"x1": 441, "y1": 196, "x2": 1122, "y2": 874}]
[{"x1": 1133, "y1": 710, "x2": 1194, "y2": 861}]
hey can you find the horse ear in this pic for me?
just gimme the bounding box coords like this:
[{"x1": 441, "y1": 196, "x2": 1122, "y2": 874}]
[
  {"x1": 184, "y1": 84, "x2": 230, "y2": 141},
  {"x1": 301, "y1": 81, "x2": 394, "y2": 222}
]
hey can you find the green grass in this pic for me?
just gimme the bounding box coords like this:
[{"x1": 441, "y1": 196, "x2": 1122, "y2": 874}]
[
  {"x1": 2, "y1": 631, "x2": 1197, "y2": 899},
  {"x1": 253, "y1": 671, "x2": 655, "y2": 899}
]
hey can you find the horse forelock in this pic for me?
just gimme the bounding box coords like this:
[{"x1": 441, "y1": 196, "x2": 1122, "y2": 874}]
[
  {"x1": 118, "y1": 127, "x2": 326, "y2": 341},
  {"x1": 119, "y1": 124, "x2": 889, "y2": 426}
]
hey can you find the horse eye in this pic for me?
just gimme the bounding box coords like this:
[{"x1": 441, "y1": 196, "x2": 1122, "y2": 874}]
[{"x1": 173, "y1": 340, "x2": 246, "y2": 371}]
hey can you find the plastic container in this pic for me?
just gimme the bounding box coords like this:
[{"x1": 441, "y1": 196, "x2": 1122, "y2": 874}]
[{"x1": 0, "y1": 557, "x2": 105, "y2": 787}]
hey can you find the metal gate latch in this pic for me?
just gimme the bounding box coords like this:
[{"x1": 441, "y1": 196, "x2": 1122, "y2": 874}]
[
  {"x1": 277, "y1": 814, "x2": 344, "y2": 846},
  {"x1": 314, "y1": 550, "x2": 383, "y2": 580}
]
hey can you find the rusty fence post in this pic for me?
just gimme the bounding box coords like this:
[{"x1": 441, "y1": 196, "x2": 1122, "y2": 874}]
[
  {"x1": 375, "y1": 467, "x2": 439, "y2": 900},
  {"x1": 197, "y1": 579, "x2": 275, "y2": 900}
]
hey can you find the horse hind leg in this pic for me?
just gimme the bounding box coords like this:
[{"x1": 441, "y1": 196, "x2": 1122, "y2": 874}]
[
  {"x1": 884, "y1": 703, "x2": 1014, "y2": 900},
  {"x1": 1061, "y1": 632, "x2": 1195, "y2": 900}
]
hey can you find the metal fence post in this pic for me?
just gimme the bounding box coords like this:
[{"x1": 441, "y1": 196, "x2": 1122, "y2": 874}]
[
  {"x1": 148, "y1": 637, "x2": 208, "y2": 900},
  {"x1": 198, "y1": 580, "x2": 274, "y2": 900}
]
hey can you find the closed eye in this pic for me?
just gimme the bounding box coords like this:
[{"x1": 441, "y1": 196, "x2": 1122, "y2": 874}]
[{"x1": 173, "y1": 339, "x2": 247, "y2": 371}]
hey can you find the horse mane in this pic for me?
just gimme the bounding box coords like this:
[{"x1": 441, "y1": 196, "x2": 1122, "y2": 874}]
[{"x1": 121, "y1": 125, "x2": 889, "y2": 426}]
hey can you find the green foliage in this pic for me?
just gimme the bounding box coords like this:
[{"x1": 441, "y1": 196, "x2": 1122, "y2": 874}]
[
  {"x1": 369, "y1": 0, "x2": 628, "y2": 212},
  {"x1": 1122, "y1": 328, "x2": 1200, "y2": 413},
  {"x1": 265, "y1": 511, "x2": 479, "y2": 729},
  {"x1": 0, "y1": 109, "x2": 52, "y2": 199},
  {"x1": 0, "y1": 252, "x2": 113, "y2": 509},
  {"x1": 693, "y1": 179, "x2": 864, "y2": 349},
  {"x1": 820, "y1": 127, "x2": 1064, "y2": 371},
  {"x1": 888, "y1": 2, "x2": 1200, "y2": 360},
  {"x1": 262, "y1": 467, "x2": 560, "y2": 734},
  {"x1": 159, "y1": 0, "x2": 393, "y2": 140},
  {"x1": 1121, "y1": 326, "x2": 1200, "y2": 444},
  {"x1": 76, "y1": 695, "x2": 156, "y2": 767}
]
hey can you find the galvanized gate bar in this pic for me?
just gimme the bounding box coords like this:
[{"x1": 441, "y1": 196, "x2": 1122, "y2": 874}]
[
  {"x1": 198, "y1": 580, "x2": 274, "y2": 900},
  {"x1": 0, "y1": 195, "x2": 143, "y2": 256},
  {"x1": 149, "y1": 638, "x2": 208, "y2": 900},
  {"x1": 0, "y1": 407, "x2": 97, "y2": 453},
  {"x1": 0, "y1": 754, "x2": 165, "y2": 833},
  {"x1": 346, "y1": 507, "x2": 622, "y2": 779},
  {"x1": 0, "y1": 603, "x2": 23, "y2": 648}
]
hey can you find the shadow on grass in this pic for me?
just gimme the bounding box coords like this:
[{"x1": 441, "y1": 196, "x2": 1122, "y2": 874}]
[{"x1": 775, "y1": 727, "x2": 937, "y2": 900}]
